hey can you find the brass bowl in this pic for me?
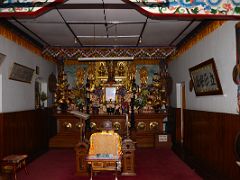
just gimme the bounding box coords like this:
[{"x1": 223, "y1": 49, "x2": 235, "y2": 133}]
[
  {"x1": 63, "y1": 122, "x2": 72, "y2": 129},
  {"x1": 150, "y1": 121, "x2": 159, "y2": 130},
  {"x1": 113, "y1": 122, "x2": 121, "y2": 130},
  {"x1": 75, "y1": 122, "x2": 83, "y2": 129},
  {"x1": 137, "y1": 122, "x2": 146, "y2": 130},
  {"x1": 90, "y1": 122, "x2": 97, "y2": 130}
]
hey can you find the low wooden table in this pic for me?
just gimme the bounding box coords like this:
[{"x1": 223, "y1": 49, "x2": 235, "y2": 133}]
[
  {"x1": 86, "y1": 155, "x2": 120, "y2": 180},
  {"x1": 0, "y1": 154, "x2": 28, "y2": 180}
]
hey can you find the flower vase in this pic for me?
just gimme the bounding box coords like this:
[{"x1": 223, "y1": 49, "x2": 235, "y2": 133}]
[
  {"x1": 41, "y1": 102, "x2": 45, "y2": 109},
  {"x1": 138, "y1": 108, "x2": 142, "y2": 114},
  {"x1": 60, "y1": 103, "x2": 68, "y2": 112}
]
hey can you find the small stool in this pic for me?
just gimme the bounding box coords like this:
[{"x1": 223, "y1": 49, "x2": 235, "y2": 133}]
[{"x1": 1, "y1": 154, "x2": 28, "y2": 180}]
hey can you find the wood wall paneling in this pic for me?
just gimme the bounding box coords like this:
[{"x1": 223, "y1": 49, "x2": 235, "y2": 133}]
[
  {"x1": 0, "y1": 108, "x2": 55, "y2": 160},
  {"x1": 175, "y1": 109, "x2": 240, "y2": 179},
  {"x1": 0, "y1": 113, "x2": 3, "y2": 158}
]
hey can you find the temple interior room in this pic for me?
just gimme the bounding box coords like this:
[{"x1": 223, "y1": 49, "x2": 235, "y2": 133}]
[{"x1": 1, "y1": 0, "x2": 240, "y2": 180}]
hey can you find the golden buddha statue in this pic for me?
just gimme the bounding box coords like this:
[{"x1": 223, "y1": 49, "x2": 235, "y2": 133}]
[
  {"x1": 139, "y1": 66, "x2": 148, "y2": 86},
  {"x1": 75, "y1": 67, "x2": 85, "y2": 87},
  {"x1": 98, "y1": 62, "x2": 106, "y2": 76},
  {"x1": 128, "y1": 63, "x2": 136, "y2": 81},
  {"x1": 117, "y1": 62, "x2": 125, "y2": 76},
  {"x1": 87, "y1": 62, "x2": 95, "y2": 82}
]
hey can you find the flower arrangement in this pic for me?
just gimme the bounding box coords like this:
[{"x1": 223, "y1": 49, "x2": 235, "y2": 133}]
[
  {"x1": 118, "y1": 86, "x2": 127, "y2": 97},
  {"x1": 134, "y1": 96, "x2": 147, "y2": 109},
  {"x1": 75, "y1": 98, "x2": 84, "y2": 109},
  {"x1": 94, "y1": 87, "x2": 103, "y2": 97}
]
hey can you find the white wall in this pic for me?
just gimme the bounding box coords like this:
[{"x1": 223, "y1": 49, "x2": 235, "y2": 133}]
[
  {"x1": 169, "y1": 21, "x2": 238, "y2": 114},
  {"x1": 0, "y1": 36, "x2": 57, "y2": 113}
]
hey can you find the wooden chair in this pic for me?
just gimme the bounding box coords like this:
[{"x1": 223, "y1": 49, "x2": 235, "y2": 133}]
[
  {"x1": 0, "y1": 154, "x2": 28, "y2": 180},
  {"x1": 86, "y1": 129, "x2": 122, "y2": 180}
]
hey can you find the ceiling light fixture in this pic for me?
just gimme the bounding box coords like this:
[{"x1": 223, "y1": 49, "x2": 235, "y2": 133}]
[
  {"x1": 76, "y1": 35, "x2": 140, "y2": 39},
  {"x1": 78, "y1": 56, "x2": 134, "y2": 61}
]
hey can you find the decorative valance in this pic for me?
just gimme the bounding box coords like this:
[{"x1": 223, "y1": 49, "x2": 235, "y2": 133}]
[
  {"x1": 42, "y1": 47, "x2": 175, "y2": 62},
  {"x1": 0, "y1": 24, "x2": 57, "y2": 63}
]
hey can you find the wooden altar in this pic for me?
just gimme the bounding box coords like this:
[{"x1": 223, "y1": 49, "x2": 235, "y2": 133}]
[{"x1": 49, "y1": 112, "x2": 167, "y2": 148}]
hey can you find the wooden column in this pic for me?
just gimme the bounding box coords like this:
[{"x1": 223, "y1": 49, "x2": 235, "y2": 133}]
[
  {"x1": 121, "y1": 138, "x2": 136, "y2": 176},
  {"x1": 75, "y1": 142, "x2": 89, "y2": 176}
]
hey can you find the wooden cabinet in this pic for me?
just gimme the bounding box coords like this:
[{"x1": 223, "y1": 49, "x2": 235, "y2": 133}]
[
  {"x1": 90, "y1": 113, "x2": 167, "y2": 148},
  {"x1": 133, "y1": 113, "x2": 165, "y2": 147},
  {"x1": 49, "y1": 113, "x2": 167, "y2": 148},
  {"x1": 49, "y1": 113, "x2": 81, "y2": 148}
]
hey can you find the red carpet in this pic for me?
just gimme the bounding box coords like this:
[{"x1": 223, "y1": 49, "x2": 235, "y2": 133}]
[{"x1": 17, "y1": 148, "x2": 202, "y2": 180}]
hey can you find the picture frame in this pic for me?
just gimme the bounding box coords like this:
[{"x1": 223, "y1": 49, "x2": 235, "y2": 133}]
[
  {"x1": 105, "y1": 87, "x2": 117, "y2": 102},
  {"x1": 189, "y1": 58, "x2": 223, "y2": 96},
  {"x1": 9, "y1": 63, "x2": 34, "y2": 83}
]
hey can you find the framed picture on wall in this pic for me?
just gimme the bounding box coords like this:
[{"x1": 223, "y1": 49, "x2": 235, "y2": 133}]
[
  {"x1": 189, "y1": 58, "x2": 223, "y2": 96},
  {"x1": 9, "y1": 63, "x2": 34, "y2": 83}
]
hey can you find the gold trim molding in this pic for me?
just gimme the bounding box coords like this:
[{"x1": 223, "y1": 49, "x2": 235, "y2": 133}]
[
  {"x1": 65, "y1": 59, "x2": 160, "y2": 65},
  {"x1": 0, "y1": 24, "x2": 57, "y2": 63}
]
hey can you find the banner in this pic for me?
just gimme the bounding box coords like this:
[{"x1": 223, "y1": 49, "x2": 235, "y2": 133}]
[
  {"x1": 124, "y1": 0, "x2": 240, "y2": 19},
  {"x1": 0, "y1": 0, "x2": 64, "y2": 17}
]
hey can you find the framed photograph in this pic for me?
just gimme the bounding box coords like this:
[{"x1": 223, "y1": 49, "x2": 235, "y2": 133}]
[
  {"x1": 189, "y1": 58, "x2": 223, "y2": 96},
  {"x1": 9, "y1": 63, "x2": 34, "y2": 83},
  {"x1": 105, "y1": 87, "x2": 116, "y2": 102}
]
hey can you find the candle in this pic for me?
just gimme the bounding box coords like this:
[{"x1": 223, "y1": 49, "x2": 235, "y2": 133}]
[{"x1": 126, "y1": 113, "x2": 129, "y2": 138}]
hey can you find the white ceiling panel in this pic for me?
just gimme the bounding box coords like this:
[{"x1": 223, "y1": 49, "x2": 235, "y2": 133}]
[
  {"x1": 106, "y1": 9, "x2": 147, "y2": 22},
  {"x1": 71, "y1": 24, "x2": 107, "y2": 36},
  {"x1": 107, "y1": 24, "x2": 143, "y2": 36},
  {"x1": 59, "y1": 9, "x2": 105, "y2": 22},
  {"x1": 81, "y1": 37, "x2": 138, "y2": 46},
  {"x1": 19, "y1": 9, "x2": 64, "y2": 23},
  {"x1": 142, "y1": 20, "x2": 191, "y2": 46},
  {"x1": 21, "y1": 23, "x2": 76, "y2": 46}
]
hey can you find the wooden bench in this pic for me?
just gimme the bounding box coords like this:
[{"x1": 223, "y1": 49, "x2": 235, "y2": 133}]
[{"x1": 1, "y1": 154, "x2": 28, "y2": 180}]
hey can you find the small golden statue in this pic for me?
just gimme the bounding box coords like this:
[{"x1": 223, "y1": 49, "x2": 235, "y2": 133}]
[
  {"x1": 128, "y1": 63, "x2": 136, "y2": 81},
  {"x1": 87, "y1": 62, "x2": 95, "y2": 82},
  {"x1": 117, "y1": 62, "x2": 125, "y2": 76},
  {"x1": 55, "y1": 70, "x2": 71, "y2": 111},
  {"x1": 76, "y1": 67, "x2": 85, "y2": 87},
  {"x1": 98, "y1": 62, "x2": 106, "y2": 76},
  {"x1": 139, "y1": 66, "x2": 148, "y2": 86}
]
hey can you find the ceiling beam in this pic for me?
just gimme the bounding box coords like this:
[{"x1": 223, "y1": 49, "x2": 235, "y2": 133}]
[
  {"x1": 169, "y1": 20, "x2": 195, "y2": 46},
  {"x1": 176, "y1": 20, "x2": 212, "y2": 48},
  {"x1": 57, "y1": 3, "x2": 133, "y2": 10},
  {"x1": 12, "y1": 17, "x2": 50, "y2": 47},
  {"x1": 56, "y1": 8, "x2": 83, "y2": 47}
]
